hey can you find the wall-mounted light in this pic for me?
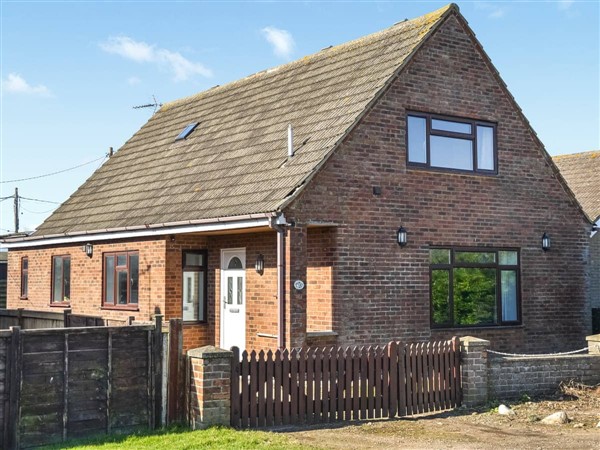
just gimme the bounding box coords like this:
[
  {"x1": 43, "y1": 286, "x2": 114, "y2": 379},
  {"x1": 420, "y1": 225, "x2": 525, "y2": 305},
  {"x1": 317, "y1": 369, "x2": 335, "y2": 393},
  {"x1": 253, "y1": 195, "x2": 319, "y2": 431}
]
[
  {"x1": 169, "y1": 234, "x2": 176, "y2": 243},
  {"x1": 541, "y1": 232, "x2": 551, "y2": 252},
  {"x1": 397, "y1": 226, "x2": 407, "y2": 247},
  {"x1": 255, "y1": 254, "x2": 265, "y2": 275},
  {"x1": 82, "y1": 243, "x2": 93, "y2": 258}
]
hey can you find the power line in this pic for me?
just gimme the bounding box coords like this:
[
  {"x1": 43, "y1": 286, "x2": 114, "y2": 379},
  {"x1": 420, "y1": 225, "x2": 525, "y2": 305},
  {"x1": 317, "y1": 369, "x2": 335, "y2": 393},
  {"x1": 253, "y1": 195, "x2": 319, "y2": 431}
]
[
  {"x1": 20, "y1": 204, "x2": 57, "y2": 214},
  {"x1": 1, "y1": 154, "x2": 107, "y2": 184},
  {"x1": 20, "y1": 196, "x2": 61, "y2": 205}
]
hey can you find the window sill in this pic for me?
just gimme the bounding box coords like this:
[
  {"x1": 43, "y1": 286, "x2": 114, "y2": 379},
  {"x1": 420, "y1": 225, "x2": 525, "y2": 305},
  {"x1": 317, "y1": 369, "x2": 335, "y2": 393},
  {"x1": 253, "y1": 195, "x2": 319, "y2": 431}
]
[
  {"x1": 183, "y1": 321, "x2": 208, "y2": 326},
  {"x1": 431, "y1": 324, "x2": 523, "y2": 331},
  {"x1": 19, "y1": 296, "x2": 28, "y2": 300},
  {"x1": 101, "y1": 305, "x2": 139, "y2": 312},
  {"x1": 49, "y1": 302, "x2": 71, "y2": 308},
  {"x1": 407, "y1": 165, "x2": 497, "y2": 177}
]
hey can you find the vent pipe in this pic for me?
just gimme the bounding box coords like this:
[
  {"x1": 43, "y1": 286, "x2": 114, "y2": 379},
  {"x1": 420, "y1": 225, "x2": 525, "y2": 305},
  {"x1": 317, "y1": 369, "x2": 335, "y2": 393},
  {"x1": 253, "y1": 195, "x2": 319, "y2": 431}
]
[
  {"x1": 287, "y1": 124, "x2": 294, "y2": 158},
  {"x1": 108, "y1": 147, "x2": 114, "y2": 157}
]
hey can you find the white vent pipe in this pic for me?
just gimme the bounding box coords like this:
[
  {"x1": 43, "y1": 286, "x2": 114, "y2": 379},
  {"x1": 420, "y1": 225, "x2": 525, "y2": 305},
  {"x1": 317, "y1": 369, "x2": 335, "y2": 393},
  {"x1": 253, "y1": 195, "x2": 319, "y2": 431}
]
[{"x1": 287, "y1": 124, "x2": 294, "y2": 158}]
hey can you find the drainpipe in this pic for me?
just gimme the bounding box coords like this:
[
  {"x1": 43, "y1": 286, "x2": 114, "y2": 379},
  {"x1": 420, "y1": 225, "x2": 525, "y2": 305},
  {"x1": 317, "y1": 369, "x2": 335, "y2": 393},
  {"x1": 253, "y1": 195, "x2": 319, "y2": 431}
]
[{"x1": 270, "y1": 213, "x2": 288, "y2": 349}]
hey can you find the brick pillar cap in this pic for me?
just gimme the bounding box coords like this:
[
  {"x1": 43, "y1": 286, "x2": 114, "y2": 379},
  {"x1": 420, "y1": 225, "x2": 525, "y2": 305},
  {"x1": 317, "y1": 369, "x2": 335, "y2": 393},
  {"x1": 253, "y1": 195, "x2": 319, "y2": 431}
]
[
  {"x1": 459, "y1": 336, "x2": 491, "y2": 347},
  {"x1": 586, "y1": 334, "x2": 600, "y2": 343},
  {"x1": 188, "y1": 345, "x2": 233, "y2": 359}
]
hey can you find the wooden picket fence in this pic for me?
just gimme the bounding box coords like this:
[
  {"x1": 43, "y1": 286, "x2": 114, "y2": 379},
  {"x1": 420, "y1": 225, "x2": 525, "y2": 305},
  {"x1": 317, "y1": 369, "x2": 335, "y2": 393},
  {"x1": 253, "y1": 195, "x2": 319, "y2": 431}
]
[{"x1": 231, "y1": 337, "x2": 461, "y2": 428}]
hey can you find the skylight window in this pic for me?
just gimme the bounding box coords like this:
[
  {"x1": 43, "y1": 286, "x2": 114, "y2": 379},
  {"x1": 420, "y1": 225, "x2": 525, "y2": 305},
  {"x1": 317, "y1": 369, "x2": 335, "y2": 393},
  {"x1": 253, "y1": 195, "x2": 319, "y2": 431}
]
[{"x1": 175, "y1": 122, "x2": 199, "y2": 141}]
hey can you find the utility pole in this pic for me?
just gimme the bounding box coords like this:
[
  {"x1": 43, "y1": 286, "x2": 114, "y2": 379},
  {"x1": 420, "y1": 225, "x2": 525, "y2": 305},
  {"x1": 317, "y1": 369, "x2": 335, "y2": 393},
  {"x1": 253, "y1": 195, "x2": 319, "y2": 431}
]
[{"x1": 13, "y1": 187, "x2": 19, "y2": 234}]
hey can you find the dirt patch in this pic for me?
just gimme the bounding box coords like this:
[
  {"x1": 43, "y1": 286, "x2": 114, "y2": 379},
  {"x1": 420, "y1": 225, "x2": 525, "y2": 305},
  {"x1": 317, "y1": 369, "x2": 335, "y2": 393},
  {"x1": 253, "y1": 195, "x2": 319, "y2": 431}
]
[{"x1": 286, "y1": 383, "x2": 600, "y2": 449}]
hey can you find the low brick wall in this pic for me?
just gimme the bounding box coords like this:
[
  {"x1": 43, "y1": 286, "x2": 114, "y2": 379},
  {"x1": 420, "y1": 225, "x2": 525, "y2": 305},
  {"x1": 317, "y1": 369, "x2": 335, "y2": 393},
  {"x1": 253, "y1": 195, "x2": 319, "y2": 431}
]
[
  {"x1": 460, "y1": 334, "x2": 600, "y2": 405},
  {"x1": 488, "y1": 354, "x2": 600, "y2": 399}
]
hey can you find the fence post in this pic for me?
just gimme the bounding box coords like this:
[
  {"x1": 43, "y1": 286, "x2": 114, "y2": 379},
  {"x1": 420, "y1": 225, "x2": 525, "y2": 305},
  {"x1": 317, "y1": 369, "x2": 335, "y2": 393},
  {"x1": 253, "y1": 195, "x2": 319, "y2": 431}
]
[
  {"x1": 459, "y1": 336, "x2": 490, "y2": 407},
  {"x1": 152, "y1": 315, "x2": 164, "y2": 428},
  {"x1": 6, "y1": 326, "x2": 22, "y2": 450},
  {"x1": 167, "y1": 319, "x2": 184, "y2": 424},
  {"x1": 188, "y1": 346, "x2": 233, "y2": 429},
  {"x1": 63, "y1": 308, "x2": 72, "y2": 327},
  {"x1": 17, "y1": 308, "x2": 24, "y2": 329}
]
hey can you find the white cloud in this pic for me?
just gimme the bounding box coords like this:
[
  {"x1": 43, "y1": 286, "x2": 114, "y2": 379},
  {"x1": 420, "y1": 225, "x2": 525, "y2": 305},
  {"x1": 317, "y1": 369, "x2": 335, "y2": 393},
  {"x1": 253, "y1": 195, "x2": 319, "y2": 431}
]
[
  {"x1": 474, "y1": 2, "x2": 506, "y2": 19},
  {"x1": 261, "y1": 26, "x2": 295, "y2": 59},
  {"x1": 2, "y1": 73, "x2": 52, "y2": 97},
  {"x1": 558, "y1": 0, "x2": 574, "y2": 10},
  {"x1": 127, "y1": 76, "x2": 141, "y2": 85},
  {"x1": 100, "y1": 36, "x2": 212, "y2": 81}
]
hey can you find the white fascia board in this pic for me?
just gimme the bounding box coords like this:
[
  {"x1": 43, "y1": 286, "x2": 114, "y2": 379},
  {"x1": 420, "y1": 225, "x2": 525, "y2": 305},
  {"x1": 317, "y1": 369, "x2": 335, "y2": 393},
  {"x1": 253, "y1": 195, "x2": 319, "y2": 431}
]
[{"x1": 2, "y1": 217, "x2": 271, "y2": 249}]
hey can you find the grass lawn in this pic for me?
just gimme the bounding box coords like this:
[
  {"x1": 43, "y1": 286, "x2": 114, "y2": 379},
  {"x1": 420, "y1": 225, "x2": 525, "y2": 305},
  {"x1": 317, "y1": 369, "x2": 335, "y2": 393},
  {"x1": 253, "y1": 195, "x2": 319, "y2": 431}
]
[{"x1": 40, "y1": 426, "x2": 316, "y2": 450}]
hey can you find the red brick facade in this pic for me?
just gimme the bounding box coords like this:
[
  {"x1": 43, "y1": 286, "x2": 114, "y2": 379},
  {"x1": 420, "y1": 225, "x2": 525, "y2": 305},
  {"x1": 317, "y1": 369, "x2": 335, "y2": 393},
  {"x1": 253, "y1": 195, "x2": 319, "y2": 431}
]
[
  {"x1": 6, "y1": 12, "x2": 592, "y2": 353},
  {"x1": 285, "y1": 14, "x2": 591, "y2": 352}
]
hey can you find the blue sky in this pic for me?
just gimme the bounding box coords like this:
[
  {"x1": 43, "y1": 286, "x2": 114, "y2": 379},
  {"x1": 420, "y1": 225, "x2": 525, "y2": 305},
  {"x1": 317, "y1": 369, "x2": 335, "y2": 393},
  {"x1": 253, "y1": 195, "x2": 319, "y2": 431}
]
[{"x1": 1, "y1": 0, "x2": 598, "y2": 234}]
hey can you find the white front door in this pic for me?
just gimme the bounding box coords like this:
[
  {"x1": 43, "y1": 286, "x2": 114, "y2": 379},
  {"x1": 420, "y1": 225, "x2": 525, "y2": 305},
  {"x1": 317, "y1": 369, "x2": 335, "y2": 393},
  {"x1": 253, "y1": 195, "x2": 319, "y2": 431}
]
[{"x1": 220, "y1": 248, "x2": 246, "y2": 351}]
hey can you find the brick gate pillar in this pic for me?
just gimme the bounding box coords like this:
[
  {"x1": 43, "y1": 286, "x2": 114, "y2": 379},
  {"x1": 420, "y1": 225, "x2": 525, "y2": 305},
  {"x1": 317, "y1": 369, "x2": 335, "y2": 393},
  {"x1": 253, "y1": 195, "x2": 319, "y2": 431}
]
[
  {"x1": 187, "y1": 346, "x2": 233, "y2": 429},
  {"x1": 459, "y1": 336, "x2": 491, "y2": 406},
  {"x1": 285, "y1": 225, "x2": 308, "y2": 348}
]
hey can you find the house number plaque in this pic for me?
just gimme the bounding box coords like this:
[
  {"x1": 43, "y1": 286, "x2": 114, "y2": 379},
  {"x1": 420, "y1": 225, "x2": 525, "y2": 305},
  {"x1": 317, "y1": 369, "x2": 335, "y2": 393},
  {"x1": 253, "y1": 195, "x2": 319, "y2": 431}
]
[{"x1": 293, "y1": 280, "x2": 305, "y2": 290}]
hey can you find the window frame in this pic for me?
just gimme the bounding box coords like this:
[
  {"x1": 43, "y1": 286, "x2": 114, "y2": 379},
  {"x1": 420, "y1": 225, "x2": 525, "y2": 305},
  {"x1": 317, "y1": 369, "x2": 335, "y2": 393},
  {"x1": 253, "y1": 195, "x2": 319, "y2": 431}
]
[
  {"x1": 50, "y1": 255, "x2": 71, "y2": 306},
  {"x1": 406, "y1": 111, "x2": 498, "y2": 175},
  {"x1": 102, "y1": 251, "x2": 139, "y2": 310},
  {"x1": 181, "y1": 250, "x2": 208, "y2": 324},
  {"x1": 20, "y1": 256, "x2": 28, "y2": 299},
  {"x1": 429, "y1": 247, "x2": 521, "y2": 329}
]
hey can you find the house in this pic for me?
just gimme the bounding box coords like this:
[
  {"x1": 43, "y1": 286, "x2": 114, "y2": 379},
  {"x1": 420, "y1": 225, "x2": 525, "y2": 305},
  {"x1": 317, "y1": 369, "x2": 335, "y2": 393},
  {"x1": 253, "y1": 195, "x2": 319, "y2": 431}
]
[
  {"x1": 553, "y1": 150, "x2": 600, "y2": 333},
  {"x1": 2, "y1": 4, "x2": 593, "y2": 353}
]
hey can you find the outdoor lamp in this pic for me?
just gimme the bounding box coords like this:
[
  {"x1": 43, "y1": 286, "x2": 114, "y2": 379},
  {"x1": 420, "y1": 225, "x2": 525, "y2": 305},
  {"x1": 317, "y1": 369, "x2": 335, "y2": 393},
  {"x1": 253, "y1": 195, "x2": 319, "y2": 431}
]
[
  {"x1": 83, "y1": 243, "x2": 94, "y2": 258},
  {"x1": 397, "y1": 226, "x2": 408, "y2": 247},
  {"x1": 255, "y1": 254, "x2": 265, "y2": 275},
  {"x1": 541, "y1": 232, "x2": 551, "y2": 251}
]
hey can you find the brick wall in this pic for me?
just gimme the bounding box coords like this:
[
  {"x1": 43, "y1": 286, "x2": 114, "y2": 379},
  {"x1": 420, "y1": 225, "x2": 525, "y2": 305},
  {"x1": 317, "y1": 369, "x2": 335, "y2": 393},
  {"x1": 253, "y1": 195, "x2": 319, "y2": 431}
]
[
  {"x1": 187, "y1": 346, "x2": 232, "y2": 429},
  {"x1": 6, "y1": 237, "x2": 167, "y2": 323},
  {"x1": 307, "y1": 228, "x2": 334, "y2": 332},
  {"x1": 488, "y1": 354, "x2": 600, "y2": 399},
  {"x1": 285, "y1": 13, "x2": 591, "y2": 352}
]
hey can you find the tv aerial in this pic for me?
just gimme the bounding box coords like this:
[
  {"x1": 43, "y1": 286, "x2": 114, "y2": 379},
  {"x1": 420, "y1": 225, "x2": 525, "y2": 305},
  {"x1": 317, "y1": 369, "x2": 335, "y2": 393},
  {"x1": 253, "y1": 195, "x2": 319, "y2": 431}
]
[{"x1": 133, "y1": 95, "x2": 162, "y2": 114}]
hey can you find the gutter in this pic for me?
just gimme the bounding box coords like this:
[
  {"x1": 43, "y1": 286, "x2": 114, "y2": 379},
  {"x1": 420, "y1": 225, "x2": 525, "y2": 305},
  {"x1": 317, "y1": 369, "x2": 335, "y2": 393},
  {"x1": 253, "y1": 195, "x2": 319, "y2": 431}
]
[{"x1": 1, "y1": 213, "x2": 277, "y2": 249}]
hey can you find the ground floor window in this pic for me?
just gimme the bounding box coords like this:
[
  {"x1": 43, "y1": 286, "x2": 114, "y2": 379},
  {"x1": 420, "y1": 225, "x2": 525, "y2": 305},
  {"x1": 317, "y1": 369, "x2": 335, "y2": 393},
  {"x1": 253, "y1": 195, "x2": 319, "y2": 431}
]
[
  {"x1": 182, "y1": 250, "x2": 207, "y2": 322},
  {"x1": 430, "y1": 248, "x2": 520, "y2": 327},
  {"x1": 103, "y1": 251, "x2": 139, "y2": 307},
  {"x1": 51, "y1": 255, "x2": 71, "y2": 304}
]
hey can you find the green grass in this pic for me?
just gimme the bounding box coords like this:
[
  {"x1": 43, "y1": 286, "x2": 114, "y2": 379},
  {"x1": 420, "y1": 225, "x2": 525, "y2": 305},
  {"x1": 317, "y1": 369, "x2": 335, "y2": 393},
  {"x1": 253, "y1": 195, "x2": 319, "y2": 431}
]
[{"x1": 40, "y1": 426, "x2": 315, "y2": 450}]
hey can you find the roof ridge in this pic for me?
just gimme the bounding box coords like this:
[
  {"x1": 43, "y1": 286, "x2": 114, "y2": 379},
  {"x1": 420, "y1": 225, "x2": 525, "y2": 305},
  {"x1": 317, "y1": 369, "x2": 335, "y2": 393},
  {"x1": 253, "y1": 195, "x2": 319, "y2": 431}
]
[
  {"x1": 160, "y1": 3, "x2": 456, "y2": 112},
  {"x1": 552, "y1": 149, "x2": 600, "y2": 159}
]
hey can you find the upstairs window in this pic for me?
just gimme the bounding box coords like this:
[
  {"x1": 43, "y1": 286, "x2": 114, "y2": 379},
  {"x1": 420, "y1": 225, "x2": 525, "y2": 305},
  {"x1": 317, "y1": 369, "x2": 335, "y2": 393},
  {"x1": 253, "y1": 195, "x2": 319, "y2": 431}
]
[
  {"x1": 51, "y1": 255, "x2": 71, "y2": 304},
  {"x1": 430, "y1": 248, "x2": 520, "y2": 328},
  {"x1": 103, "y1": 251, "x2": 139, "y2": 308},
  {"x1": 20, "y1": 257, "x2": 28, "y2": 299},
  {"x1": 407, "y1": 113, "x2": 497, "y2": 174}
]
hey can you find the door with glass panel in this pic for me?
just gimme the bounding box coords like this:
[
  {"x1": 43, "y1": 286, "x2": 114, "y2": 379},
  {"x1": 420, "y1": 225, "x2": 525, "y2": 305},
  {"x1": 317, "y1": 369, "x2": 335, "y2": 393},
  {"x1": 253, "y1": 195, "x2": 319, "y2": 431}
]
[{"x1": 220, "y1": 248, "x2": 246, "y2": 351}]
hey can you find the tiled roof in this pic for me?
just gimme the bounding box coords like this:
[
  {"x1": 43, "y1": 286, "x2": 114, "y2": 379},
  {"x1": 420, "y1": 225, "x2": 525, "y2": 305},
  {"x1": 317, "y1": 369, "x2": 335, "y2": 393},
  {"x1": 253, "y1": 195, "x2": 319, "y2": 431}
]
[
  {"x1": 553, "y1": 150, "x2": 600, "y2": 221},
  {"x1": 34, "y1": 4, "x2": 456, "y2": 236}
]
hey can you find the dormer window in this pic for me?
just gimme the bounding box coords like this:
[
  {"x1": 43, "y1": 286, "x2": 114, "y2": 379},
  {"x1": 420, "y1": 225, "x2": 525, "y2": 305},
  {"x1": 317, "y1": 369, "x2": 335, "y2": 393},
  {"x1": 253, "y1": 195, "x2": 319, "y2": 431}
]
[{"x1": 407, "y1": 113, "x2": 497, "y2": 174}]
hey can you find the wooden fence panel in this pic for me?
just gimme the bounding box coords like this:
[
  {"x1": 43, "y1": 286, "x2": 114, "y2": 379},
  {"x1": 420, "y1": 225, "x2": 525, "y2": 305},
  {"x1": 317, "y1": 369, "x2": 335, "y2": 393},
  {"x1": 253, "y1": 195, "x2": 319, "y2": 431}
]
[
  {"x1": 231, "y1": 338, "x2": 461, "y2": 429},
  {"x1": 1, "y1": 320, "x2": 163, "y2": 449}
]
